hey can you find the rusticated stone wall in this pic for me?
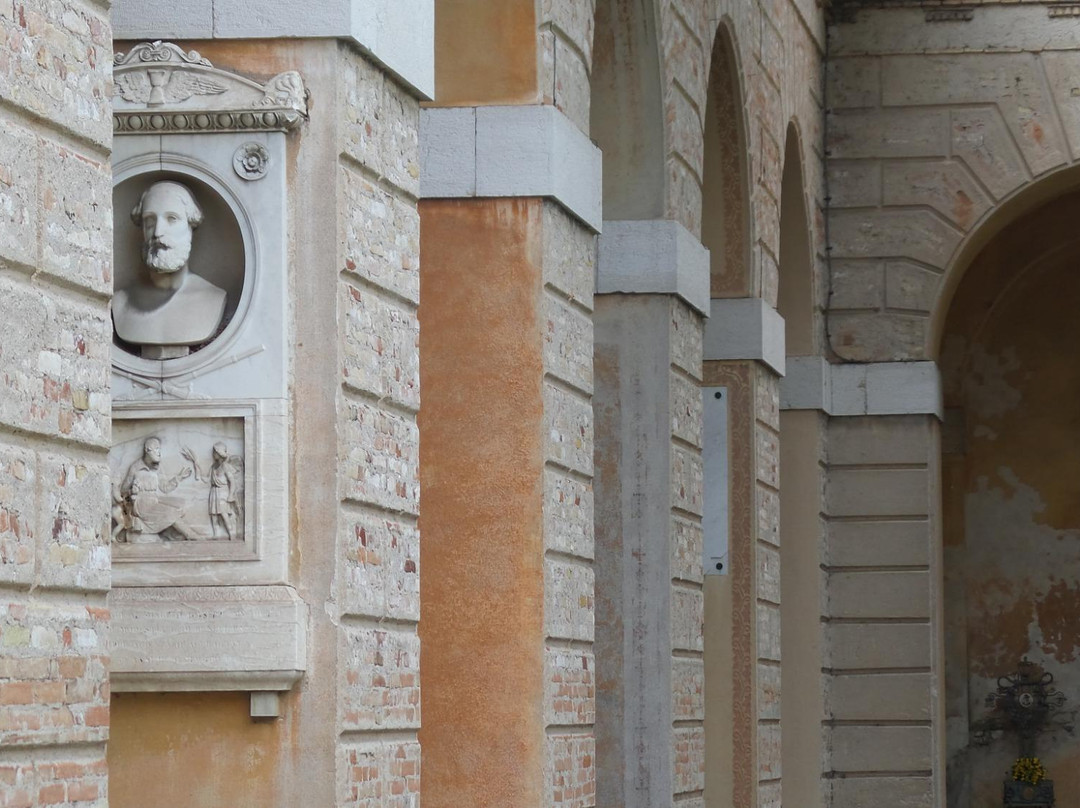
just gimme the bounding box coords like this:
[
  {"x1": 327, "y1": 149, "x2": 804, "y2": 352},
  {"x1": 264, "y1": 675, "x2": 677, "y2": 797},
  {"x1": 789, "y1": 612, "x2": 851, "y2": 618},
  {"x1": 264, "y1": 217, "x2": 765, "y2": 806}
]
[
  {"x1": 828, "y1": 2, "x2": 1080, "y2": 361},
  {"x1": 0, "y1": 2, "x2": 113, "y2": 806},
  {"x1": 336, "y1": 43, "x2": 422, "y2": 807}
]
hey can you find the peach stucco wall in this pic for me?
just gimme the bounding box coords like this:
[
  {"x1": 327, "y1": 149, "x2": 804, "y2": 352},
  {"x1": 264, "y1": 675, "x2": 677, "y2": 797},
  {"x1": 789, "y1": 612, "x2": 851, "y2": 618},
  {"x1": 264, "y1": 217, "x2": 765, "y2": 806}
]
[{"x1": 108, "y1": 692, "x2": 286, "y2": 807}]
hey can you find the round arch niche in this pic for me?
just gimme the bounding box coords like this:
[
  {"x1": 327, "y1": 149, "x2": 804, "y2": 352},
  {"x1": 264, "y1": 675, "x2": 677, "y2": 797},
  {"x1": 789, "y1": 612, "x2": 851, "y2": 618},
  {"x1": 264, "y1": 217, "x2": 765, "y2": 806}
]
[
  {"x1": 942, "y1": 186, "x2": 1080, "y2": 807},
  {"x1": 112, "y1": 160, "x2": 255, "y2": 378}
]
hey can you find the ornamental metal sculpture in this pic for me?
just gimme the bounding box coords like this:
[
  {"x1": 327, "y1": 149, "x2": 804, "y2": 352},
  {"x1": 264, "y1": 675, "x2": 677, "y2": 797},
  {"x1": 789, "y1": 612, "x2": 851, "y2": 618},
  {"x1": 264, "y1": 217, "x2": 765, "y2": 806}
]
[{"x1": 972, "y1": 658, "x2": 1073, "y2": 808}]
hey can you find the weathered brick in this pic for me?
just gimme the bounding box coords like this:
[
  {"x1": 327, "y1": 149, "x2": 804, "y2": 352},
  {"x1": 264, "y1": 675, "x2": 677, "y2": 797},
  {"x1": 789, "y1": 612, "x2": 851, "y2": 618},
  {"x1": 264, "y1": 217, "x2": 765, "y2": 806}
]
[
  {"x1": 340, "y1": 397, "x2": 419, "y2": 515},
  {"x1": 669, "y1": 299, "x2": 702, "y2": 381},
  {"x1": 40, "y1": 141, "x2": 111, "y2": 295},
  {"x1": 544, "y1": 469, "x2": 594, "y2": 560},
  {"x1": 0, "y1": 1, "x2": 111, "y2": 147},
  {"x1": 340, "y1": 626, "x2": 420, "y2": 732},
  {"x1": 545, "y1": 732, "x2": 595, "y2": 808},
  {"x1": 543, "y1": 292, "x2": 593, "y2": 395},
  {"x1": 36, "y1": 454, "x2": 109, "y2": 592},
  {"x1": 545, "y1": 646, "x2": 595, "y2": 727},
  {"x1": 670, "y1": 515, "x2": 703, "y2": 584},
  {"x1": 338, "y1": 742, "x2": 420, "y2": 808},
  {"x1": 338, "y1": 511, "x2": 419, "y2": 622},
  {"x1": 671, "y1": 444, "x2": 703, "y2": 517},
  {"x1": 340, "y1": 282, "x2": 419, "y2": 412},
  {"x1": 670, "y1": 585, "x2": 703, "y2": 654},
  {"x1": 951, "y1": 107, "x2": 1028, "y2": 202},
  {"x1": 0, "y1": 278, "x2": 110, "y2": 447},
  {"x1": 672, "y1": 726, "x2": 704, "y2": 794},
  {"x1": 545, "y1": 559, "x2": 594, "y2": 643},
  {"x1": 0, "y1": 600, "x2": 108, "y2": 747},
  {"x1": 0, "y1": 120, "x2": 38, "y2": 268},
  {"x1": 672, "y1": 657, "x2": 704, "y2": 721},
  {"x1": 670, "y1": 370, "x2": 703, "y2": 448},
  {"x1": 544, "y1": 383, "x2": 593, "y2": 477},
  {"x1": 340, "y1": 166, "x2": 420, "y2": 305},
  {"x1": 542, "y1": 203, "x2": 595, "y2": 312},
  {"x1": 0, "y1": 444, "x2": 35, "y2": 587},
  {"x1": 881, "y1": 160, "x2": 992, "y2": 232}
]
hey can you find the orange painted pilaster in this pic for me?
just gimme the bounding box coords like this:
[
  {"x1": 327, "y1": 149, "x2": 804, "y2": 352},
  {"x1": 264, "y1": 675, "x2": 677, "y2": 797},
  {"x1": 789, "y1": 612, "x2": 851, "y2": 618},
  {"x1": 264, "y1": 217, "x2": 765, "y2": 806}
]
[
  {"x1": 435, "y1": 0, "x2": 539, "y2": 105},
  {"x1": 418, "y1": 198, "x2": 548, "y2": 807}
]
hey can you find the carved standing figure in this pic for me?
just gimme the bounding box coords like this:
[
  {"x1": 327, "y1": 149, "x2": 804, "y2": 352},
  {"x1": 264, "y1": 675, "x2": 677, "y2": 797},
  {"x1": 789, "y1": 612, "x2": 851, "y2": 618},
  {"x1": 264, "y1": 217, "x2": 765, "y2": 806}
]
[
  {"x1": 184, "y1": 442, "x2": 242, "y2": 540},
  {"x1": 112, "y1": 180, "x2": 227, "y2": 359},
  {"x1": 116, "y1": 437, "x2": 198, "y2": 542}
]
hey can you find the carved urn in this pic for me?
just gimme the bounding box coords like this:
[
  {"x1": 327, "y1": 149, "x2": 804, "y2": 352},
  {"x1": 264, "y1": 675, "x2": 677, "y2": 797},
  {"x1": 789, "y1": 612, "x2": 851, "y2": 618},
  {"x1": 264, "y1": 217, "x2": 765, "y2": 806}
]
[{"x1": 1003, "y1": 778, "x2": 1054, "y2": 807}]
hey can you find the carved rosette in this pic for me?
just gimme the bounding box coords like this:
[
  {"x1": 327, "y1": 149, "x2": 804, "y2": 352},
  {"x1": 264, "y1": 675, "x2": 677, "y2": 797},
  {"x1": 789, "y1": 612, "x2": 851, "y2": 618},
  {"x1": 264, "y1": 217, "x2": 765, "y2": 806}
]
[
  {"x1": 113, "y1": 41, "x2": 308, "y2": 134},
  {"x1": 233, "y1": 142, "x2": 271, "y2": 180}
]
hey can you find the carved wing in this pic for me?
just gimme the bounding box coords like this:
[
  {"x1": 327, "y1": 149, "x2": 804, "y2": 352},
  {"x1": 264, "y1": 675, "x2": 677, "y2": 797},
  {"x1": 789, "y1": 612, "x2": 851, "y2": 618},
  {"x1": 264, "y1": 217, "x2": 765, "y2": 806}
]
[
  {"x1": 115, "y1": 71, "x2": 152, "y2": 104},
  {"x1": 226, "y1": 456, "x2": 244, "y2": 495},
  {"x1": 163, "y1": 71, "x2": 228, "y2": 103},
  {"x1": 226, "y1": 455, "x2": 244, "y2": 522}
]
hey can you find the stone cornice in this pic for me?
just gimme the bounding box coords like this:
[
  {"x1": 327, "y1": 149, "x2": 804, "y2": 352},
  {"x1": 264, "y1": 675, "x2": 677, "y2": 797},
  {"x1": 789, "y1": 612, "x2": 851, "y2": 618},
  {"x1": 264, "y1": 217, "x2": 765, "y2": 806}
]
[{"x1": 113, "y1": 41, "x2": 308, "y2": 135}]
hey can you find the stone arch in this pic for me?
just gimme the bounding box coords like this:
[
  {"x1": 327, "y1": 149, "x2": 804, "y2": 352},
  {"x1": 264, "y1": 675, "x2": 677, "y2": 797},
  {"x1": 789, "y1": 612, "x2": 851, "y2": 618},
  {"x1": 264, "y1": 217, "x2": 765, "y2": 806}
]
[
  {"x1": 702, "y1": 21, "x2": 752, "y2": 299},
  {"x1": 825, "y1": 41, "x2": 1080, "y2": 363},
  {"x1": 938, "y1": 175, "x2": 1080, "y2": 806},
  {"x1": 777, "y1": 117, "x2": 826, "y2": 808},
  {"x1": 590, "y1": 0, "x2": 666, "y2": 219},
  {"x1": 778, "y1": 121, "x2": 815, "y2": 356},
  {"x1": 929, "y1": 162, "x2": 1080, "y2": 359}
]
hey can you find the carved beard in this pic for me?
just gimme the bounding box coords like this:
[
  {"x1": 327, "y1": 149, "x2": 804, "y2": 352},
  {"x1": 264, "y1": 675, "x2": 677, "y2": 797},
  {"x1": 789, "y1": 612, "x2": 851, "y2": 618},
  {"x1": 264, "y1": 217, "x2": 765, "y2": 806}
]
[{"x1": 143, "y1": 239, "x2": 190, "y2": 273}]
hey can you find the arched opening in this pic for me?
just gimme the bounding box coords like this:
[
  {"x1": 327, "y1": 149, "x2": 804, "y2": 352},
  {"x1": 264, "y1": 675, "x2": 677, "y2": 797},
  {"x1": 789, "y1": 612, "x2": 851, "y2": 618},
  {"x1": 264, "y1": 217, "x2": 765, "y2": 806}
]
[
  {"x1": 777, "y1": 125, "x2": 814, "y2": 356},
  {"x1": 590, "y1": 0, "x2": 665, "y2": 220},
  {"x1": 777, "y1": 123, "x2": 824, "y2": 808},
  {"x1": 941, "y1": 184, "x2": 1080, "y2": 805},
  {"x1": 701, "y1": 21, "x2": 753, "y2": 808},
  {"x1": 701, "y1": 25, "x2": 751, "y2": 299}
]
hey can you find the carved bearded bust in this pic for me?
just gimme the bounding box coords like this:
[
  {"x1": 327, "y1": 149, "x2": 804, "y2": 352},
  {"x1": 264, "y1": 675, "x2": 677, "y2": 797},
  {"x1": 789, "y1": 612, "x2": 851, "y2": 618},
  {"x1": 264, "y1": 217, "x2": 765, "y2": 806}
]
[{"x1": 112, "y1": 181, "x2": 228, "y2": 359}]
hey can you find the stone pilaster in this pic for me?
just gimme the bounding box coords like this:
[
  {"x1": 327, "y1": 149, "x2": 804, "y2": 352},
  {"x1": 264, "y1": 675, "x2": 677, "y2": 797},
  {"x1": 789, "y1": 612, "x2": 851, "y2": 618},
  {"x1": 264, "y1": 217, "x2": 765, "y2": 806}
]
[
  {"x1": 703, "y1": 297, "x2": 786, "y2": 808},
  {"x1": 824, "y1": 413, "x2": 942, "y2": 808},
  {"x1": 335, "y1": 44, "x2": 423, "y2": 808},
  {"x1": 593, "y1": 218, "x2": 707, "y2": 808}
]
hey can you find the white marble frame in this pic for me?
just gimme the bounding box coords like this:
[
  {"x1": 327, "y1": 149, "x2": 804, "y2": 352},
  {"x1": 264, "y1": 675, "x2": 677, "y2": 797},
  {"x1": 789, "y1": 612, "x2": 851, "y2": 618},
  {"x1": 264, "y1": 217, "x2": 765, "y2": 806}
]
[
  {"x1": 112, "y1": 132, "x2": 288, "y2": 401},
  {"x1": 112, "y1": 127, "x2": 291, "y2": 588},
  {"x1": 111, "y1": 398, "x2": 289, "y2": 588}
]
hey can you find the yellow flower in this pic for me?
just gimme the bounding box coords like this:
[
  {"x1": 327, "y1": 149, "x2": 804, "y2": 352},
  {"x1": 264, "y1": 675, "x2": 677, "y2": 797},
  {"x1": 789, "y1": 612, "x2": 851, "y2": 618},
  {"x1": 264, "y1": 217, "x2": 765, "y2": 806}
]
[{"x1": 1012, "y1": 757, "x2": 1047, "y2": 785}]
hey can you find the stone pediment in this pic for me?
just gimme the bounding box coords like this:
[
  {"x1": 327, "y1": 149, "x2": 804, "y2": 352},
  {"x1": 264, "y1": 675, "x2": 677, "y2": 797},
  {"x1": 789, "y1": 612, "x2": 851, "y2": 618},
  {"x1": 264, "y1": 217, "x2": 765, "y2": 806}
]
[{"x1": 113, "y1": 41, "x2": 308, "y2": 134}]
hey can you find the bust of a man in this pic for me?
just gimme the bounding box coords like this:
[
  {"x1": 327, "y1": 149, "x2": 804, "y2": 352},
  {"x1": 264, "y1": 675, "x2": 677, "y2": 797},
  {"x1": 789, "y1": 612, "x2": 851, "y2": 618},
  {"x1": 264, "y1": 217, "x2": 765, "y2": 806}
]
[{"x1": 113, "y1": 181, "x2": 227, "y2": 359}]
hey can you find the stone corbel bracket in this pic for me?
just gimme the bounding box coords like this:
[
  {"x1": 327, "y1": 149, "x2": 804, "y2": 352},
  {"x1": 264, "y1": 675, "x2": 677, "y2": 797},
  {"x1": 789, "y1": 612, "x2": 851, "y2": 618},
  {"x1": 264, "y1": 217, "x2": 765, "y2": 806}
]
[{"x1": 113, "y1": 41, "x2": 308, "y2": 135}]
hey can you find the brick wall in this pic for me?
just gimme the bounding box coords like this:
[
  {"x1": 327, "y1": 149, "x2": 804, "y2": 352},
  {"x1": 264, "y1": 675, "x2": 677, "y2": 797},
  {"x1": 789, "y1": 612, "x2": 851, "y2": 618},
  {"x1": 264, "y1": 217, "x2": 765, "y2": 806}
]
[
  {"x1": 0, "y1": 2, "x2": 113, "y2": 807},
  {"x1": 336, "y1": 43, "x2": 422, "y2": 807},
  {"x1": 670, "y1": 300, "x2": 706, "y2": 807},
  {"x1": 542, "y1": 204, "x2": 597, "y2": 808}
]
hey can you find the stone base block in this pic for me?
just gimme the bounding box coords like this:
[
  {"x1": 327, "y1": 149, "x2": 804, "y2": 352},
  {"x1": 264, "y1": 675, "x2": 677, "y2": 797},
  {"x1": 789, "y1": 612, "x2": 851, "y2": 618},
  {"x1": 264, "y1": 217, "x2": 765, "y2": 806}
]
[{"x1": 109, "y1": 585, "x2": 307, "y2": 692}]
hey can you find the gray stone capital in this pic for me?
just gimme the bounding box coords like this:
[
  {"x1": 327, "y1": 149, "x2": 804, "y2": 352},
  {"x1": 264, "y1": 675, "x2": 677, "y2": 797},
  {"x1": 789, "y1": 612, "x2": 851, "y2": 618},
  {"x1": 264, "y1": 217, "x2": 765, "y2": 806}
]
[
  {"x1": 420, "y1": 105, "x2": 603, "y2": 232},
  {"x1": 596, "y1": 220, "x2": 710, "y2": 315},
  {"x1": 781, "y1": 358, "x2": 944, "y2": 420},
  {"x1": 704, "y1": 297, "x2": 786, "y2": 375}
]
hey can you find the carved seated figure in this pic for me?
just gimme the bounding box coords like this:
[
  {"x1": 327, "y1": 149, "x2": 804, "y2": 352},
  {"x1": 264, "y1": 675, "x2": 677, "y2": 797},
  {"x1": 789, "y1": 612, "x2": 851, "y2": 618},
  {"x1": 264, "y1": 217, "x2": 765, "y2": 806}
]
[
  {"x1": 115, "y1": 437, "x2": 198, "y2": 543},
  {"x1": 112, "y1": 180, "x2": 227, "y2": 359}
]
